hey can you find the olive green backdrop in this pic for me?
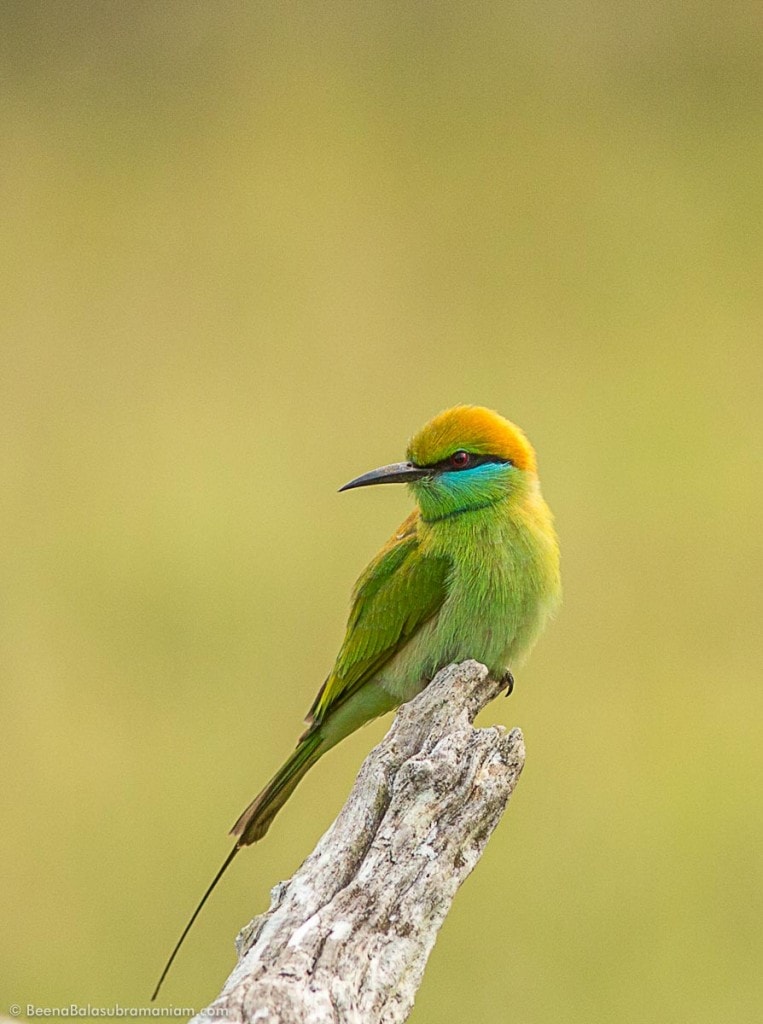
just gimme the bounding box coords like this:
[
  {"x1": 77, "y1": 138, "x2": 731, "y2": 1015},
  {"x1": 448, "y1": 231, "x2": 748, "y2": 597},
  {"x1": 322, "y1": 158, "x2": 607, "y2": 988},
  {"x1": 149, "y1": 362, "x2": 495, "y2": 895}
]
[{"x1": 2, "y1": 3, "x2": 760, "y2": 1021}]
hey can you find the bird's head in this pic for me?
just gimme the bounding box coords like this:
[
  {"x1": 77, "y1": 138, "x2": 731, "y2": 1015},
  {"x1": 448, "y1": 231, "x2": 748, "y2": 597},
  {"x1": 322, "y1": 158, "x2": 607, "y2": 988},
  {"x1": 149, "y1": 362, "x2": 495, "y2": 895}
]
[{"x1": 340, "y1": 405, "x2": 538, "y2": 522}]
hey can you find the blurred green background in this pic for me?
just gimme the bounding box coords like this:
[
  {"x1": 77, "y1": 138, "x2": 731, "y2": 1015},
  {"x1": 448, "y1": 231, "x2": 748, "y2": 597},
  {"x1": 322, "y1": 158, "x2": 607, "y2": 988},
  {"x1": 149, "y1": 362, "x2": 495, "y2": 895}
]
[{"x1": 2, "y1": 2, "x2": 761, "y2": 1021}]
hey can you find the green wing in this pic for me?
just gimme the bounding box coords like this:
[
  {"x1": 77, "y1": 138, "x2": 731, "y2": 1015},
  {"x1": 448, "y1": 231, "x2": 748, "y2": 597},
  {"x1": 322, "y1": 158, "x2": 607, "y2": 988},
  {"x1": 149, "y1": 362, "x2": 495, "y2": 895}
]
[{"x1": 308, "y1": 514, "x2": 450, "y2": 725}]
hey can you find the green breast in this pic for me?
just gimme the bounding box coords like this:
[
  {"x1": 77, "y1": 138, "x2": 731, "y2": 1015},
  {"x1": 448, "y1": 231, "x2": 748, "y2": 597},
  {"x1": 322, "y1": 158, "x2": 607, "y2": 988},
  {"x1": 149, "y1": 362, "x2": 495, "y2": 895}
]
[{"x1": 377, "y1": 498, "x2": 560, "y2": 701}]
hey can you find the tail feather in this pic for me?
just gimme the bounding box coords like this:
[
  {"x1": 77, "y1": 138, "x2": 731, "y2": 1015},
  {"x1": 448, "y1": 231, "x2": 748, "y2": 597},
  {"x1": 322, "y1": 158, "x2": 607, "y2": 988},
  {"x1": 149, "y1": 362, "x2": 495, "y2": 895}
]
[
  {"x1": 151, "y1": 844, "x2": 239, "y2": 1001},
  {"x1": 231, "y1": 731, "x2": 324, "y2": 845},
  {"x1": 152, "y1": 732, "x2": 325, "y2": 1001}
]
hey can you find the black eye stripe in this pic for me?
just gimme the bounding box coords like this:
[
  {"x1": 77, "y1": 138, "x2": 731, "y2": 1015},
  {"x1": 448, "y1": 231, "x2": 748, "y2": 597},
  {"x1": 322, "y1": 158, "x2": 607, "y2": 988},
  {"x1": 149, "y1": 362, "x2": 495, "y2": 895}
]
[{"x1": 417, "y1": 453, "x2": 513, "y2": 472}]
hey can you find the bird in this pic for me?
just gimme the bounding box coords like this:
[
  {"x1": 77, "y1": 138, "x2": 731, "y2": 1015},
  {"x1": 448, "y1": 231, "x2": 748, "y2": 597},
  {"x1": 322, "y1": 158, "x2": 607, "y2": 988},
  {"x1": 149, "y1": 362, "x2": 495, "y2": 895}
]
[{"x1": 152, "y1": 404, "x2": 560, "y2": 999}]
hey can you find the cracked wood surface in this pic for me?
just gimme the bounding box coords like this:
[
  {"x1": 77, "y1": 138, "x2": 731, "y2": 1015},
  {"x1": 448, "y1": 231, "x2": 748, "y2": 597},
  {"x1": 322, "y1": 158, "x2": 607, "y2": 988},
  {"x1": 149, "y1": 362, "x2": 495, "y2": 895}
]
[{"x1": 191, "y1": 659, "x2": 525, "y2": 1024}]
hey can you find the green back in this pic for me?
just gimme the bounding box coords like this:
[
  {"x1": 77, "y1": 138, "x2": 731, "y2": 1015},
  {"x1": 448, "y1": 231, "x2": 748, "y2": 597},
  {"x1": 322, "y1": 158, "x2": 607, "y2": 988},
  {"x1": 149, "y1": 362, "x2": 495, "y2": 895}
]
[{"x1": 308, "y1": 520, "x2": 450, "y2": 725}]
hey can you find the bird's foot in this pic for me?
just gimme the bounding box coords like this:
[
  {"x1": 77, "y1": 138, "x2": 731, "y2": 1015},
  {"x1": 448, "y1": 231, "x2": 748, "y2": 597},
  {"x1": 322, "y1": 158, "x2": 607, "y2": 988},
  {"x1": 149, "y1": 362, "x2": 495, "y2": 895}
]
[{"x1": 501, "y1": 670, "x2": 515, "y2": 697}]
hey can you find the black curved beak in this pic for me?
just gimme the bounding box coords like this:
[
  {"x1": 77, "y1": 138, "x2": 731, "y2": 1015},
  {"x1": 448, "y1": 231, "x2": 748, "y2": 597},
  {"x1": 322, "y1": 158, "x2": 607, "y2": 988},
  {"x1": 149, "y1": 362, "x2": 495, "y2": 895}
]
[{"x1": 339, "y1": 461, "x2": 430, "y2": 492}]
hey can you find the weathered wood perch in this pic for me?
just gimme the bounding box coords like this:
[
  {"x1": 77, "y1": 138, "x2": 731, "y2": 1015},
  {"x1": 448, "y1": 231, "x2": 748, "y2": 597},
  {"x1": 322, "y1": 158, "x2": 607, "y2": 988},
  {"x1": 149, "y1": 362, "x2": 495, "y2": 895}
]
[{"x1": 192, "y1": 659, "x2": 525, "y2": 1024}]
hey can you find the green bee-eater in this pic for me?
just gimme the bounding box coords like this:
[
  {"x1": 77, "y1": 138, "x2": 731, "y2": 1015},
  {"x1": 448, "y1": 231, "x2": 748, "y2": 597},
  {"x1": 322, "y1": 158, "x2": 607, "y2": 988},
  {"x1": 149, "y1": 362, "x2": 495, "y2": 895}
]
[{"x1": 153, "y1": 404, "x2": 560, "y2": 998}]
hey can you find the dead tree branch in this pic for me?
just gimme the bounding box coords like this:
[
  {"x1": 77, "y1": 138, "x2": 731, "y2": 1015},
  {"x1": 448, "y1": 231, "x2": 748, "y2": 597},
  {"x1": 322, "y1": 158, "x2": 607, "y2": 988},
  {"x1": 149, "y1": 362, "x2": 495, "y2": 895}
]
[{"x1": 191, "y1": 659, "x2": 525, "y2": 1024}]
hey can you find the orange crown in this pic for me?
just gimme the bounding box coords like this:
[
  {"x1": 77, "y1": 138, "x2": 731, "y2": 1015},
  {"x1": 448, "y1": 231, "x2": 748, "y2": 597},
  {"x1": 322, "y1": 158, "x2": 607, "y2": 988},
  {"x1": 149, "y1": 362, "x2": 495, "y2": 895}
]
[{"x1": 407, "y1": 405, "x2": 537, "y2": 473}]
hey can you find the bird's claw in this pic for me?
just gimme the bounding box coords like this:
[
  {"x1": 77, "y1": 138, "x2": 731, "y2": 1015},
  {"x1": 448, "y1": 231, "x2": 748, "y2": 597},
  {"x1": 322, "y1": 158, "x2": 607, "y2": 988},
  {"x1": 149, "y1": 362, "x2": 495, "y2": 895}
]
[{"x1": 502, "y1": 670, "x2": 515, "y2": 697}]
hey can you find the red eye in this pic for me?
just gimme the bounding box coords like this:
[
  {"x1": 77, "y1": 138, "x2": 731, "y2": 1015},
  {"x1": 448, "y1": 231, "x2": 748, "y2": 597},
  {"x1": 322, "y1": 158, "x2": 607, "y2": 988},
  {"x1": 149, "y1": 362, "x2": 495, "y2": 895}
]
[{"x1": 450, "y1": 450, "x2": 470, "y2": 469}]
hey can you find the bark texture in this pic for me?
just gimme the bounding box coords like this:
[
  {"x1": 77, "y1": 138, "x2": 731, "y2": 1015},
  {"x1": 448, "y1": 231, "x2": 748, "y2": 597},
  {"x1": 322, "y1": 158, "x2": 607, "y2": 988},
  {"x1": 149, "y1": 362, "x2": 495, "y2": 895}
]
[{"x1": 192, "y1": 659, "x2": 525, "y2": 1024}]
